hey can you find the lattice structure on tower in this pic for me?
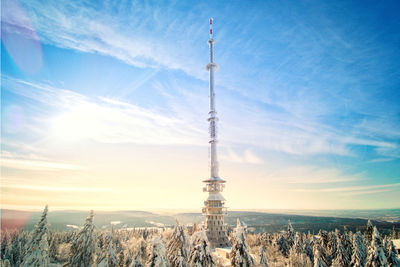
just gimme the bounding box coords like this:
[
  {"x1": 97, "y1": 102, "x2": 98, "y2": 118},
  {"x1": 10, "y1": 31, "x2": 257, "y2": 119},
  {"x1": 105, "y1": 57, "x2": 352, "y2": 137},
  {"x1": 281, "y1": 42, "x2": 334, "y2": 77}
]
[{"x1": 202, "y1": 18, "x2": 230, "y2": 248}]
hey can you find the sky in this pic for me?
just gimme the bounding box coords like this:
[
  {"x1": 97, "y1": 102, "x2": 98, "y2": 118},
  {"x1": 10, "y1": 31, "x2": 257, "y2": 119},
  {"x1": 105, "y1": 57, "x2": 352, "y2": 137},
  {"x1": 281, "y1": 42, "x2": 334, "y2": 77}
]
[{"x1": 1, "y1": 0, "x2": 400, "y2": 211}]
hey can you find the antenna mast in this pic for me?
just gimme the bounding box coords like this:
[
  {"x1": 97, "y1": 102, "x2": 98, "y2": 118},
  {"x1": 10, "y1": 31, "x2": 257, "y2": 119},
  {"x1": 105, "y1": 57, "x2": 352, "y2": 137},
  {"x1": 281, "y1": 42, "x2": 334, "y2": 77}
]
[{"x1": 202, "y1": 18, "x2": 229, "y2": 248}]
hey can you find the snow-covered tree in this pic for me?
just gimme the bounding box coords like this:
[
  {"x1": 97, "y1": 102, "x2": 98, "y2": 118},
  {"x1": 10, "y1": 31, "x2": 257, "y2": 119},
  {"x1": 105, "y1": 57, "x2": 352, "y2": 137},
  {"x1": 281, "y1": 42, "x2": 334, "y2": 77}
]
[
  {"x1": 118, "y1": 250, "x2": 125, "y2": 267},
  {"x1": 188, "y1": 229, "x2": 215, "y2": 267},
  {"x1": 167, "y1": 221, "x2": 189, "y2": 267},
  {"x1": 287, "y1": 220, "x2": 295, "y2": 248},
  {"x1": 303, "y1": 238, "x2": 314, "y2": 263},
  {"x1": 291, "y1": 232, "x2": 303, "y2": 255},
  {"x1": 341, "y1": 231, "x2": 352, "y2": 266},
  {"x1": 230, "y1": 219, "x2": 255, "y2": 267},
  {"x1": 391, "y1": 227, "x2": 397, "y2": 240},
  {"x1": 68, "y1": 210, "x2": 96, "y2": 267},
  {"x1": 98, "y1": 235, "x2": 119, "y2": 267},
  {"x1": 2, "y1": 259, "x2": 11, "y2": 267},
  {"x1": 276, "y1": 235, "x2": 289, "y2": 257},
  {"x1": 147, "y1": 236, "x2": 170, "y2": 267},
  {"x1": 386, "y1": 240, "x2": 400, "y2": 267},
  {"x1": 21, "y1": 232, "x2": 50, "y2": 267},
  {"x1": 366, "y1": 227, "x2": 388, "y2": 267},
  {"x1": 351, "y1": 231, "x2": 367, "y2": 267},
  {"x1": 318, "y1": 230, "x2": 329, "y2": 251},
  {"x1": 21, "y1": 205, "x2": 50, "y2": 267},
  {"x1": 365, "y1": 220, "x2": 374, "y2": 245},
  {"x1": 8, "y1": 232, "x2": 24, "y2": 266},
  {"x1": 383, "y1": 236, "x2": 389, "y2": 258},
  {"x1": 131, "y1": 254, "x2": 144, "y2": 267},
  {"x1": 137, "y1": 238, "x2": 147, "y2": 262},
  {"x1": 331, "y1": 235, "x2": 347, "y2": 267},
  {"x1": 49, "y1": 234, "x2": 58, "y2": 262},
  {"x1": 313, "y1": 238, "x2": 328, "y2": 267},
  {"x1": 259, "y1": 245, "x2": 268, "y2": 267},
  {"x1": 327, "y1": 231, "x2": 338, "y2": 261}
]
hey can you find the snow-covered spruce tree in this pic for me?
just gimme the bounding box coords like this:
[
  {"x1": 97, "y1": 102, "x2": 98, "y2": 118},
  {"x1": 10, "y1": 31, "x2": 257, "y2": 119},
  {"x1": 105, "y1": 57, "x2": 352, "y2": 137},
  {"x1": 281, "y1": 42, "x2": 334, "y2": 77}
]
[
  {"x1": 318, "y1": 230, "x2": 329, "y2": 251},
  {"x1": 188, "y1": 229, "x2": 215, "y2": 267},
  {"x1": 331, "y1": 234, "x2": 347, "y2": 267},
  {"x1": 131, "y1": 255, "x2": 144, "y2": 267},
  {"x1": 9, "y1": 231, "x2": 23, "y2": 266},
  {"x1": 289, "y1": 231, "x2": 312, "y2": 266},
  {"x1": 313, "y1": 238, "x2": 328, "y2": 267},
  {"x1": 124, "y1": 249, "x2": 134, "y2": 267},
  {"x1": 21, "y1": 232, "x2": 50, "y2": 267},
  {"x1": 327, "y1": 231, "x2": 338, "y2": 261},
  {"x1": 147, "y1": 236, "x2": 170, "y2": 267},
  {"x1": 386, "y1": 240, "x2": 399, "y2": 267},
  {"x1": 365, "y1": 220, "x2": 374, "y2": 246},
  {"x1": 98, "y1": 235, "x2": 119, "y2": 267},
  {"x1": 21, "y1": 205, "x2": 50, "y2": 267},
  {"x1": 303, "y1": 238, "x2": 314, "y2": 263},
  {"x1": 276, "y1": 234, "x2": 289, "y2": 257},
  {"x1": 167, "y1": 221, "x2": 189, "y2": 267},
  {"x1": 351, "y1": 231, "x2": 367, "y2": 267},
  {"x1": 391, "y1": 227, "x2": 396, "y2": 240},
  {"x1": 366, "y1": 226, "x2": 388, "y2": 267},
  {"x1": 259, "y1": 245, "x2": 268, "y2": 267},
  {"x1": 68, "y1": 210, "x2": 96, "y2": 267},
  {"x1": 287, "y1": 220, "x2": 295, "y2": 248},
  {"x1": 341, "y1": 231, "x2": 352, "y2": 266},
  {"x1": 137, "y1": 238, "x2": 147, "y2": 262},
  {"x1": 291, "y1": 232, "x2": 303, "y2": 255},
  {"x1": 118, "y1": 250, "x2": 125, "y2": 267},
  {"x1": 382, "y1": 236, "x2": 389, "y2": 258},
  {"x1": 2, "y1": 259, "x2": 11, "y2": 267},
  {"x1": 230, "y1": 219, "x2": 255, "y2": 267},
  {"x1": 49, "y1": 233, "x2": 58, "y2": 262}
]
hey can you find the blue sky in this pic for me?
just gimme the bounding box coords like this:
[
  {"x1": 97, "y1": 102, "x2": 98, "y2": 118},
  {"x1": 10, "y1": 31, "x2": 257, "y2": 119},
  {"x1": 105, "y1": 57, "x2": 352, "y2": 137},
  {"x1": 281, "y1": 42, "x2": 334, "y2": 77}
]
[{"x1": 1, "y1": 0, "x2": 400, "y2": 210}]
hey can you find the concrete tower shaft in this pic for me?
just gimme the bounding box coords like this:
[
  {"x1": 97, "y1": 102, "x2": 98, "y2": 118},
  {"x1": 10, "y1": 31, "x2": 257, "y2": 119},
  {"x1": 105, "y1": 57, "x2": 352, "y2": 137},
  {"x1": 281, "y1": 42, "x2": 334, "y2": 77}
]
[{"x1": 202, "y1": 18, "x2": 229, "y2": 248}]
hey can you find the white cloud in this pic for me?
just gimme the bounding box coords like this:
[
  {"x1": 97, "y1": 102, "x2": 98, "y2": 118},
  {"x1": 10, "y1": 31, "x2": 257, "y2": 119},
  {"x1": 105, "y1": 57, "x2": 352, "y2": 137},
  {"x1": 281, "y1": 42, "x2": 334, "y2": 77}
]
[
  {"x1": 267, "y1": 165, "x2": 360, "y2": 184},
  {"x1": 3, "y1": 184, "x2": 110, "y2": 192},
  {"x1": 2, "y1": 0, "x2": 207, "y2": 79},
  {"x1": 2, "y1": 0, "x2": 398, "y2": 160},
  {"x1": 4, "y1": 76, "x2": 204, "y2": 146},
  {"x1": 292, "y1": 183, "x2": 400, "y2": 193},
  {"x1": 220, "y1": 149, "x2": 263, "y2": 164},
  {"x1": 0, "y1": 158, "x2": 82, "y2": 171}
]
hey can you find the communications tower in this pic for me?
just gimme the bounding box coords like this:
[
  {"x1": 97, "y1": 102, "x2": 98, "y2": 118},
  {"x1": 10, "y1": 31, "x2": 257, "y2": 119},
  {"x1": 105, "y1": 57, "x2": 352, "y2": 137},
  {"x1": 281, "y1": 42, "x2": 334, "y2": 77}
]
[{"x1": 202, "y1": 18, "x2": 230, "y2": 248}]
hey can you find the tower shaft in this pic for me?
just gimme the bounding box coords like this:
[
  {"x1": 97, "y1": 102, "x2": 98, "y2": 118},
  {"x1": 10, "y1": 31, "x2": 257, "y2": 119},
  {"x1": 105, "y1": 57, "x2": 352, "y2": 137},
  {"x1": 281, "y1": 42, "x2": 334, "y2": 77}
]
[{"x1": 202, "y1": 18, "x2": 229, "y2": 248}]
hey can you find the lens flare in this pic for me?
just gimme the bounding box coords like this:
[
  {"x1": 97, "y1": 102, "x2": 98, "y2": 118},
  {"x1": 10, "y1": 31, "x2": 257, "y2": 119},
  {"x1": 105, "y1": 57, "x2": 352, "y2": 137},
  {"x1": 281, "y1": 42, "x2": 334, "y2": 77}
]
[
  {"x1": 1, "y1": 209, "x2": 32, "y2": 234},
  {"x1": 1, "y1": 0, "x2": 43, "y2": 74},
  {"x1": 3, "y1": 105, "x2": 26, "y2": 133}
]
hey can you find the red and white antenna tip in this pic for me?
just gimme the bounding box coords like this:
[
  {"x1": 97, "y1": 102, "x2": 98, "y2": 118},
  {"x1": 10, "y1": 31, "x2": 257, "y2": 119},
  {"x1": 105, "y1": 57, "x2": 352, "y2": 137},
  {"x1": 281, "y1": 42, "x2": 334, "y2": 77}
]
[{"x1": 209, "y1": 18, "x2": 213, "y2": 38}]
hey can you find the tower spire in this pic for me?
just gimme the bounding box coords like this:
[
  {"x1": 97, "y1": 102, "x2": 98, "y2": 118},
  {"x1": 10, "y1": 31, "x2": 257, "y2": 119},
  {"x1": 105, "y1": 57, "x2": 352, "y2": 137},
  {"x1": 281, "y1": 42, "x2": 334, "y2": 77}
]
[
  {"x1": 202, "y1": 18, "x2": 229, "y2": 249},
  {"x1": 209, "y1": 18, "x2": 213, "y2": 39}
]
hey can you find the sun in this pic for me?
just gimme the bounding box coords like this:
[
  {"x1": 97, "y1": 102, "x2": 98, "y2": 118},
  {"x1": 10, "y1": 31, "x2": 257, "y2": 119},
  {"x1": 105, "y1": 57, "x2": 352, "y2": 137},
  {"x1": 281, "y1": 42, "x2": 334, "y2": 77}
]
[{"x1": 50, "y1": 105, "x2": 99, "y2": 142}]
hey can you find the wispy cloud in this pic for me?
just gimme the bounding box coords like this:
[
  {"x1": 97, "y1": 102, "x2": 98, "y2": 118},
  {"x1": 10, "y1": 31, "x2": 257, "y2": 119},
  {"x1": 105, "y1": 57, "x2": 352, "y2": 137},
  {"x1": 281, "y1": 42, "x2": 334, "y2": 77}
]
[
  {"x1": 3, "y1": 76, "x2": 204, "y2": 146},
  {"x1": 2, "y1": 0, "x2": 399, "y2": 160},
  {"x1": 1, "y1": 150, "x2": 82, "y2": 171},
  {"x1": 268, "y1": 165, "x2": 361, "y2": 184},
  {"x1": 292, "y1": 183, "x2": 400, "y2": 193},
  {"x1": 220, "y1": 149, "x2": 263, "y2": 164},
  {"x1": 2, "y1": 0, "x2": 207, "y2": 79},
  {"x1": 3, "y1": 184, "x2": 111, "y2": 192},
  {"x1": 1, "y1": 158, "x2": 82, "y2": 171}
]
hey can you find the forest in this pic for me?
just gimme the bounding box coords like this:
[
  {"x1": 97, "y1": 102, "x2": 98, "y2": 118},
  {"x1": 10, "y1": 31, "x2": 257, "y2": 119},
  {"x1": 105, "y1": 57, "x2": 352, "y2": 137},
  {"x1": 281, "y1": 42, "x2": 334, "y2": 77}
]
[{"x1": 1, "y1": 206, "x2": 399, "y2": 267}]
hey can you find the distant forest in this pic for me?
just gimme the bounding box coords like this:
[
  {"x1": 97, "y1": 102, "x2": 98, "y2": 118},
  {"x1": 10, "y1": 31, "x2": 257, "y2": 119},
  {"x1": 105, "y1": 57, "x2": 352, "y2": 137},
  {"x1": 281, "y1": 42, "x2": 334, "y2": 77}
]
[{"x1": 1, "y1": 206, "x2": 400, "y2": 266}]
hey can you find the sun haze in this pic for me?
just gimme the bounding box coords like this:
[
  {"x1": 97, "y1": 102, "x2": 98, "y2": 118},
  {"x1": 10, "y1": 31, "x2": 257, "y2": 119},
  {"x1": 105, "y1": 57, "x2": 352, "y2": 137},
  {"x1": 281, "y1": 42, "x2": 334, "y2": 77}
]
[{"x1": 1, "y1": 0, "x2": 400, "y2": 211}]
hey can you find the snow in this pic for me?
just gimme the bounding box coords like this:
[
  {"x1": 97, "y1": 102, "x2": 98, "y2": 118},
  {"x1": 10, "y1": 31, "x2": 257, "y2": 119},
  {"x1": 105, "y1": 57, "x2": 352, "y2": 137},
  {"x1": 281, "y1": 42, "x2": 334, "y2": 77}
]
[{"x1": 66, "y1": 224, "x2": 80, "y2": 229}]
